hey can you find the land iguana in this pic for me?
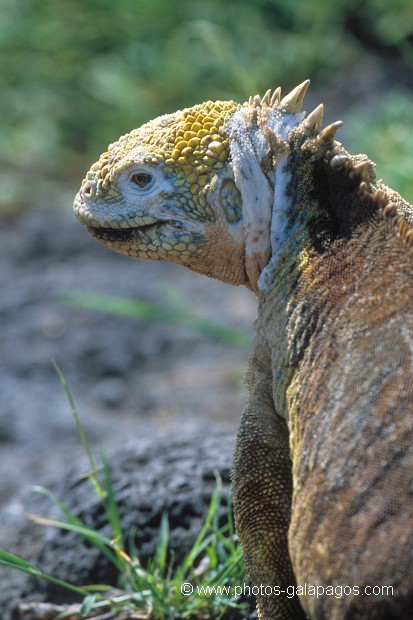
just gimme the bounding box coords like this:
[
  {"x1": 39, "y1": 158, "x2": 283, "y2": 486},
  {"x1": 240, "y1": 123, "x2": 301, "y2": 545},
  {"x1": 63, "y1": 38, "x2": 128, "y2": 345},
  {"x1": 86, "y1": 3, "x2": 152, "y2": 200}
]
[{"x1": 74, "y1": 81, "x2": 413, "y2": 619}]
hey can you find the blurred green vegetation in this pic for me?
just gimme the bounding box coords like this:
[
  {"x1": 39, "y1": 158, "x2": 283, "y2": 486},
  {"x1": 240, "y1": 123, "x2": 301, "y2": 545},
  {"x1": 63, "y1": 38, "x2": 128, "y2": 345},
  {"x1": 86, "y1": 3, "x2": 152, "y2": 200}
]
[{"x1": 1, "y1": 0, "x2": 412, "y2": 211}]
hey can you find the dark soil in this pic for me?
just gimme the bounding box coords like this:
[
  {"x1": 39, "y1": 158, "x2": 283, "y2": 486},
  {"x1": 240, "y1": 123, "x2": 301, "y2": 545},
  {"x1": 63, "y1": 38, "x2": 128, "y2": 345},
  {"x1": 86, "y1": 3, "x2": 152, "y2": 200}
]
[{"x1": 0, "y1": 207, "x2": 256, "y2": 612}]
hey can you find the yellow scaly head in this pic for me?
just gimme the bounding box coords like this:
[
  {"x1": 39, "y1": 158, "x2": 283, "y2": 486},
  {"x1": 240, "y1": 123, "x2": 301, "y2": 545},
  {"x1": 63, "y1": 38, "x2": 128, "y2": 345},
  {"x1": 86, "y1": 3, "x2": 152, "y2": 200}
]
[
  {"x1": 74, "y1": 81, "x2": 313, "y2": 291},
  {"x1": 74, "y1": 99, "x2": 250, "y2": 285}
]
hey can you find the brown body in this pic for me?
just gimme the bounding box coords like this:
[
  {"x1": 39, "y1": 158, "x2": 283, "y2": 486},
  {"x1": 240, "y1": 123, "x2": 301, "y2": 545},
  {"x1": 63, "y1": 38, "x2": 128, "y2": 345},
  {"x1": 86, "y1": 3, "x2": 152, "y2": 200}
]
[{"x1": 234, "y1": 135, "x2": 413, "y2": 618}]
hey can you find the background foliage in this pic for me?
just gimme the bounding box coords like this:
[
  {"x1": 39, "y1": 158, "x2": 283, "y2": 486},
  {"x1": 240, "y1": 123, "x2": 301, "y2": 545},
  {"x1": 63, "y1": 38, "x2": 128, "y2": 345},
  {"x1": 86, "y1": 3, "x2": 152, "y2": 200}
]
[{"x1": 1, "y1": 0, "x2": 412, "y2": 211}]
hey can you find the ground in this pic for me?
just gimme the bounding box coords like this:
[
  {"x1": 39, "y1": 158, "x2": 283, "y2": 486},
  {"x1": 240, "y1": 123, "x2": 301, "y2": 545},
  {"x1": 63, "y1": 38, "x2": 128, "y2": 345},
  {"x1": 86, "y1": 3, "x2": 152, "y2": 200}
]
[{"x1": 0, "y1": 207, "x2": 256, "y2": 545}]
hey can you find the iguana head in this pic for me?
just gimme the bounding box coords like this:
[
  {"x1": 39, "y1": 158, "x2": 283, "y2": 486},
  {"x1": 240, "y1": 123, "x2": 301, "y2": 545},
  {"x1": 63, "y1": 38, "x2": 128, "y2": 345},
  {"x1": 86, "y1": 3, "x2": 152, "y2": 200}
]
[{"x1": 74, "y1": 81, "x2": 314, "y2": 293}]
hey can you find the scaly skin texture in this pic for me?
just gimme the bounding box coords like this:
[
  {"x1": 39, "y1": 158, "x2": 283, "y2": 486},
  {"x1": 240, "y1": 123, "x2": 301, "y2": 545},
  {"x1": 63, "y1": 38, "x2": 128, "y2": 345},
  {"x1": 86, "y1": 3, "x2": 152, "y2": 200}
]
[{"x1": 74, "y1": 82, "x2": 413, "y2": 619}]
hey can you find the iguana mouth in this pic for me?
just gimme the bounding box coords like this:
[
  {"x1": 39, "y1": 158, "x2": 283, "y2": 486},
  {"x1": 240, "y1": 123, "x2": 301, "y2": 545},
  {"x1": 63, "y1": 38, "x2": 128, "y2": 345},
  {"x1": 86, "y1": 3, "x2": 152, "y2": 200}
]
[{"x1": 87, "y1": 222, "x2": 159, "y2": 242}]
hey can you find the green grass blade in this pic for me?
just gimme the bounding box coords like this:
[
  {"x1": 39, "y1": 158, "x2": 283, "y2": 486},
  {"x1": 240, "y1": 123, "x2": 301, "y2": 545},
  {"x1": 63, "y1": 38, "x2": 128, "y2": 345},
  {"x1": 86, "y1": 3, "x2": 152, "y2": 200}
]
[
  {"x1": 52, "y1": 362, "x2": 106, "y2": 500},
  {"x1": 0, "y1": 549, "x2": 92, "y2": 597},
  {"x1": 80, "y1": 594, "x2": 97, "y2": 615},
  {"x1": 180, "y1": 474, "x2": 222, "y2": 575},
  {"x1": 28, "y1": 514, "x2": 113, "y2": 546},
  {"x1": 100, "y1": 450, "x2": 124, "y2": 550},
  {"x1": 32, "y1": 485, "x2": 86, "y2": 523},
  {"x1": 28, "y1": 512, "x2": 123, "y2": 571},
  {"x1": 62, "y1": 291, "x2": 251, "y2": 347},
  {"x1": 154, "y1": 512, "x2": 169, "y2": 575}
]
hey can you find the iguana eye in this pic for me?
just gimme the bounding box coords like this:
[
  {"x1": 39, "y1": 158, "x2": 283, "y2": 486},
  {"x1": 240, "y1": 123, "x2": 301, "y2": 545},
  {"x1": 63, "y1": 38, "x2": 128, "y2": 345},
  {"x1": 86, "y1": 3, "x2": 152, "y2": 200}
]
[{"x1": 131, "y1": 172, "x2": 154, "y2": 188}]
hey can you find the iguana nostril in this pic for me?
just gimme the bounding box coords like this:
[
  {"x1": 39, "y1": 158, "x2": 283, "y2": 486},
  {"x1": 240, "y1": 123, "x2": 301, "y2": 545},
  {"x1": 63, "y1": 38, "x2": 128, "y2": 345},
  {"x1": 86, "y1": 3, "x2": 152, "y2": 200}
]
[{"x1": 81, "y1": 180, "x2": 96, "y2": 199}]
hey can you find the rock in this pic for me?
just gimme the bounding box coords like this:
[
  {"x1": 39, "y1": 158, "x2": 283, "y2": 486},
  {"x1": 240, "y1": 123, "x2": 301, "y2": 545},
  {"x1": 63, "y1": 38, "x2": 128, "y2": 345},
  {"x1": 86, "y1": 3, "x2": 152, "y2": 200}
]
[
  {"x1": 0, "y1": 431, "x2": 256, "y2": 619},
  {"x1": 0, "y1": 209, "x2": 253, "y2": 506}
]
